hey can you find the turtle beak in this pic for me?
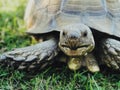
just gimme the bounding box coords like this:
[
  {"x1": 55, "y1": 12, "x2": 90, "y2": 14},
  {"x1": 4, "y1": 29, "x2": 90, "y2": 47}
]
[{"x1": 59, "y1": 43, "x2": 94, "y2": 56}]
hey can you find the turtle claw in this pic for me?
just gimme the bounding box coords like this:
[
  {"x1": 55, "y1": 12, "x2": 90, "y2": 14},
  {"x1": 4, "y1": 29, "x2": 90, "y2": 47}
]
[
  {"x1": 88, "y1": 65, "x2": 100, "y2": 73},
  {"x1": 101, "y1": 39, "x2": 120, "y2": 70}
]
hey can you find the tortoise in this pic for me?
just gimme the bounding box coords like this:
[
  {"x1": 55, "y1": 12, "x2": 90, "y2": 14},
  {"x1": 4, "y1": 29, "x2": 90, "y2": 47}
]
[{"x1": 0, "y1": 0, "x2": 120, "y2": 72}]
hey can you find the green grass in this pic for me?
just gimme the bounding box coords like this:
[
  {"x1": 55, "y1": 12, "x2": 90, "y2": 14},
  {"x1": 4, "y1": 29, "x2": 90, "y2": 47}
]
[{"x1": 0, "y1": 0, "x2": 120, "y2": 90}]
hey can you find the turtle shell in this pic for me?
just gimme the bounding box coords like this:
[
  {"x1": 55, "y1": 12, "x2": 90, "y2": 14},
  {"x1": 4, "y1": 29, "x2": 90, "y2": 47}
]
[{"x1": 24, "y1": 0, "x2": 120, "y2": 38}]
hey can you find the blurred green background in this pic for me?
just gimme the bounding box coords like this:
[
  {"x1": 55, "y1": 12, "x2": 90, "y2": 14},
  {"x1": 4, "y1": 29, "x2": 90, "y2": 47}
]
[
  {"x1": 0, "y1": 0, "x2": 30, "y2": 51},
  {"x1": 0, "y1": 0, "x2": 120, "y2": 90}
]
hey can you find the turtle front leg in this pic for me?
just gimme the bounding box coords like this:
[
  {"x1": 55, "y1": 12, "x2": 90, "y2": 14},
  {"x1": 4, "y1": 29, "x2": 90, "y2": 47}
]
[
  {"x1": 101, "y1": 39, "x2": 120, "y2": 70},
  {"x1": 67, "y1": 57, "x2": 82, "y2": 71},
  {"x1": 0, "y1": 38, "x2": 59, "y2": 70},
  {"x1": 85, "y1": 54, "x2": 100, "y2": 72},
  {"x1": 67, "y1": 54, "x2": 100, "y2": 72}
]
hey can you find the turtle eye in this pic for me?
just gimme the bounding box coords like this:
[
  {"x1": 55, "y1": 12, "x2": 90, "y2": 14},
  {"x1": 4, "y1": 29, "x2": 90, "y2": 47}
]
[
  {"x1": 63, "y1": 31, "x2": 66, "y2": 36},
  {"x1": 83, "y1": 31, "x2": 87, "y2": 37}
]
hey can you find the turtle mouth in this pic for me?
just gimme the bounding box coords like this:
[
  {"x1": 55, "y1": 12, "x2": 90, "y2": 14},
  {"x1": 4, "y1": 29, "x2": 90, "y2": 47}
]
[
  {"x1": 59, "y1": 43, "x2": 94, "y2": 56},
  {"x1": 61, "y1": 44, "x2": 90, "y2": 50}
]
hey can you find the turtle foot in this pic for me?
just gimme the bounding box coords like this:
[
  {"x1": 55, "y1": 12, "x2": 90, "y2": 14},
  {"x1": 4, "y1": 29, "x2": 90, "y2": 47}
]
[
  {"x1": 101, "y1": 39, "x2": 120, "y2": 70},
  {"x1": 85, "y1": 54, "x2": 100, "y2": 73},
  {"x1": 68, "y1": 57, "x2": 82, "y2": 71},
  {"x1": 0, "y1": 39, "x2": 59, "y2": 70}
]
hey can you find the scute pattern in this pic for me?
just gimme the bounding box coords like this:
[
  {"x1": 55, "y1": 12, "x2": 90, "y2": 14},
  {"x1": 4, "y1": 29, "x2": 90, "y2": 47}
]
[
  {"x1": 62, "y1": 0, "x2": 104, "y2": 15},
  {"x1": 25, "y1": 0, "x2": 120, "y2": 38},
  {"x1": 106, "y1": 0, "x2": 120, "y2": 17}
]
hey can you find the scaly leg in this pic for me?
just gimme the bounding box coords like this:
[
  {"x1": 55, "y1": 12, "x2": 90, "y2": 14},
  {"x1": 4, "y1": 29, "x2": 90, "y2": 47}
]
[
  {"x1": 100, "y1": 39, "x2": 120, "y2": 70},
  {"x1": 0, "y1": 38, "x2": 59, "y2": 70},
  {"x1": 67, "y1": 54, "x2": 100, "y2": 72},
  {"x1": 67, "y1": 57, "x2": 82, "y2": 71},
  {"x1": 85, "y1": 54, "x2": 100, "y2": 72}
]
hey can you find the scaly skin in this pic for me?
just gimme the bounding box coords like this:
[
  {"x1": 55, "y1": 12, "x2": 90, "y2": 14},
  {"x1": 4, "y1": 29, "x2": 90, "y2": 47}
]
[
  {"x1": 100, "y1": 39, "x2": 120, "y2": 70},
  {"x1": 0, "y1": 38, "x2": 59, "y2": 70},
  {"x1": 85, "y1": 54, "x2": 100, "y2": 72},
  {"x1": 67, "y1": 54, "x2": 100, "y2": 72}
]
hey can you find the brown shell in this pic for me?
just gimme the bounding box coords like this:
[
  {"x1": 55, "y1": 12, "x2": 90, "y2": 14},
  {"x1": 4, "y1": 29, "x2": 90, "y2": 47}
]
[{"x1": 24, "y1": 0, "x2": 120, "y2": 37}]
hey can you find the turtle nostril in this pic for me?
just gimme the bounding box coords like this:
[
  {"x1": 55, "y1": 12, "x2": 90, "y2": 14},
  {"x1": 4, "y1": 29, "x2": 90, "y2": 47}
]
[
  {"x1": 70, "y1": 35, "x2": 77, "y2": 39},
  {"x1": 69, "y1": 33, "x2": 80, "y2": 40}
]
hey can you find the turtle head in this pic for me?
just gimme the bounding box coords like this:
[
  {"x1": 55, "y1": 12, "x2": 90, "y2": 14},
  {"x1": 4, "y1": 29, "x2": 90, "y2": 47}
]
[{"x1": 59, "y1": 23, "x2": 95, "y2": 56}]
